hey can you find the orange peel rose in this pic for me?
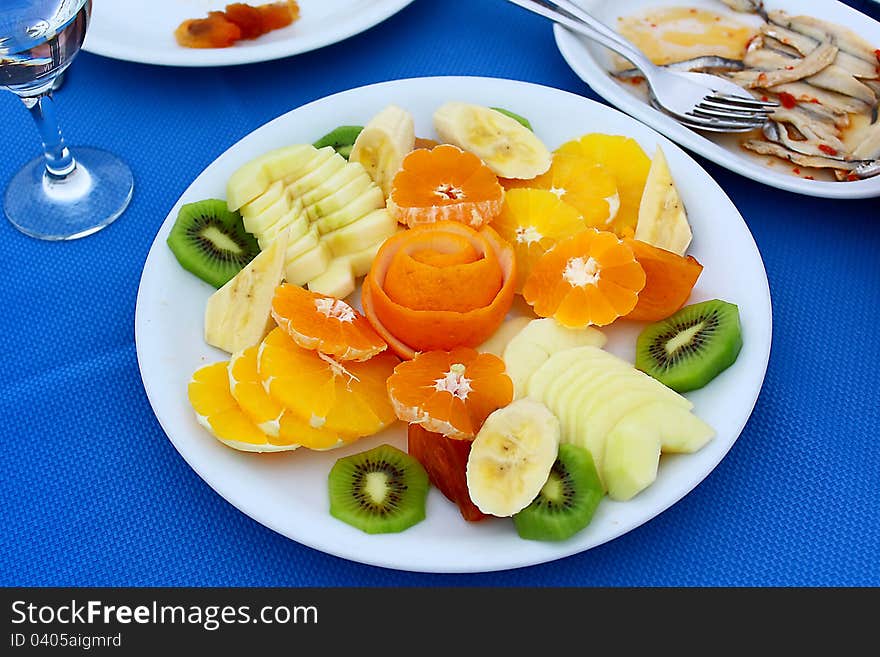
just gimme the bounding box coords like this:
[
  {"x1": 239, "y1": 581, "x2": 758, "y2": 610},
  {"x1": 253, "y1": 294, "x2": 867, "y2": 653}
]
[{"x1": 361, "y1": 221, "x2": 517, "y2": 359}]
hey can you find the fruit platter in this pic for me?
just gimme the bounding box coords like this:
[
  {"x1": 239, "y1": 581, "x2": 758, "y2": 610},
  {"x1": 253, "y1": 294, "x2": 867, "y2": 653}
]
[{"x1": 135, "y1": 77, "x2": 772, "y2": 573}]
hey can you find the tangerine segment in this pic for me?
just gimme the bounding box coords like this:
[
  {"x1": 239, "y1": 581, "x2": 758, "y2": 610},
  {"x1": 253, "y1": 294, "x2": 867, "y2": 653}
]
[
  {"x1": 555, "y1": 134, "x2": 651, "y2": 237},
  {"x1": 228, "y1": 346, "x2": 286, "y2": 438},
  {"x1": 492, "y1": 188, "x2": 586, "y2": 292},
  {"x1": 258, "y1": 328, "x2": 398, "y2": 437},
  {"x1": 502, "y1": 153, "x2": 620, "y2": 229},
  {"x1": 387, "y1": 348, "x2": 514, "y2": 439},
  {"x1": 383, "y1": 229, "x2": 503, "y2": 313},
  {"x1": 388, "y1": 145, "x2": 504, "y2": 228},
  {"x1": 362, "y1": 222, "x2": 517, "y2": 359},
  {"x1": 271, "y1": 284, "x2": 386, "y2": 361},
  {"x1": 523, "y1": 229, "x2": 646, "y2": 328},
  {"x1": 188, "y1": 361, "x2": 293, "y2": 451},
  {"x1": 623, "y1": 239, "x2": 704, "y2": 322}
]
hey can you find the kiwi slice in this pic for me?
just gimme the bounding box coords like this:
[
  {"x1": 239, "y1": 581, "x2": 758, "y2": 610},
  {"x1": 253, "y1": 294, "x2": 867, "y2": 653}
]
[
  {"x1": 635, "y1": 299, "x2": 743, "y2": 393},
  {"x1": 491, "y1": 107, "x2": 533, "y2": 131},
  {"x1": 514, "y1": 444, "x2": 603, "y2": 542},
  {"x1": 328, "y1": 444, "x2": 430, "y2": 534},
  {"x1": 313, "y1": 125, "x2": 364, "y2": 159},
  {"x1": 166, "y1": 199, "x2": 259, "y2": 288}
]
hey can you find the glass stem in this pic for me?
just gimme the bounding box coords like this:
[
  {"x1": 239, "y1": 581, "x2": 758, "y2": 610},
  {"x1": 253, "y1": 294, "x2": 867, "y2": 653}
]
[{"x1": 20, "y1": 92, "x2": 77, "y2": 178}]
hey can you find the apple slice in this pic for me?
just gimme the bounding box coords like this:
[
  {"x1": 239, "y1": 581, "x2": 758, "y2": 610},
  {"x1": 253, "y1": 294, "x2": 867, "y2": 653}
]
[
  {"x1": 287, "y1": 148, "x2": 347, "y2": 198},
  {"x1": 285, "y1": 242, "x2": 331, "y2": 286},
  {"x1": 322, "y1": 209, "x2": 398, "y2": 257},
  {"x1": 313, "y1": 186, "x2": 386, "y2": 235},
  {"x1": 298, "y1": 161, "x2": 369, "y2": 209},
  {"x1": 503, "y1": 318, "x2": 606, "y2": 398},
  {"x1": 603, "y1": 413, "x2": 662, "y2": 501},
  {"x1": 305, "y1": 174, "x2": 375, "y2": 223},
  {"x1": 630, "y1": 401, "x2": 715, "y2": 453}
]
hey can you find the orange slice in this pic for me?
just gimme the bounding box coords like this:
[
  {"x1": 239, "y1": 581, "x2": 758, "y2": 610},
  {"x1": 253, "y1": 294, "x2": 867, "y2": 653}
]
[
  {"x1": 228, "y1": 346, "x2": 286, "y2": 438},
  {"x1": 188, "y1": 361, "x2": 298, "y2": 452},
  {"x1": 271, "y1": 283, "x2": 386, "y2": 361},
  {"x1": 258, "y1": 327, "x2": 398, "y2": 437},
  {"x1": 387, "y1": 145, "x2": 504, "y2": 228},
  {"x1": 386, "y1": 348, "x2": 514, "y2": 439},
  {"x1": 523, "y1": 228, "x2": 646, "y2": 327},
  {"x1": 362, "y1": 221, "x2": 516, "y2": 359},
  {"x1": 491, "y1": 188, "x2": 586, "y2": 292},
  {"x1": 502, "y1": 152, "x2": 619, "y2": 229},
  {"x1": 229, "y1": 346, "x2": 351, "y2": 450},
  {"x1": 555, "y1": 134, "x2": 651, "y2": 237}
]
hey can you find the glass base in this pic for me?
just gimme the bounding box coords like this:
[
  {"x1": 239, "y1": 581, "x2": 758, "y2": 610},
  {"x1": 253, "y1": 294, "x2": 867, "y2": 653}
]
[{"x1": 4, "y1": 147, "x2": 133, "y2": 241}]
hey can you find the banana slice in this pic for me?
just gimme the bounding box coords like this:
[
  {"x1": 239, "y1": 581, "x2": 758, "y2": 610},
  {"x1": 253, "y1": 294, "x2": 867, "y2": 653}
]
[
  {"x1": 466, "y1": 399, "x2": 561, "y2": 517},
  {"x1": 349, "y1": 105, "x2": 416, "y2": 197},
  {"x1": 433, "y1": 102, "x2": 551, "y2": 179},
  {"x1": 204, "y1": 229, "x2": 290, "y2": 354},
  {"x1": 634, "y1": 146, "x2": 692, "y2": 255}
]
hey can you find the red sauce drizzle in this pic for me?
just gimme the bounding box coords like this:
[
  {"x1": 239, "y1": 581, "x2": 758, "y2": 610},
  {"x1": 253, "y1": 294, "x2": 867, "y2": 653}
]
[{"x1": 778, "y1": 92, "x2": 797, "y2": 109}]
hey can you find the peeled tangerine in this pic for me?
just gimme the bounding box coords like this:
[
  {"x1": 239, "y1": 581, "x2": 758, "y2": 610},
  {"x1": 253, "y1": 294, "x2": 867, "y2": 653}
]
[
  {"x1": 259, "y1": 327, "x2": 398, "y2": 437},
  {"x1": 387, "y1": 348, "x2": 514, "y2": 440},
  {"x1": 491, "y1": 188, "x2": 586, "y2": 292},
  {"x1": 387, "y1": 145, "x2": 504, "y2": 228},
  {"x1": 523, "y1": 229, "x2": 646, "y2": 328},
  {"x1": 361, "y1": 221, "x2": 517, "y2": 359},
  {"x1": 271, "y1": 283, "x2": 387, "y2": 361}
]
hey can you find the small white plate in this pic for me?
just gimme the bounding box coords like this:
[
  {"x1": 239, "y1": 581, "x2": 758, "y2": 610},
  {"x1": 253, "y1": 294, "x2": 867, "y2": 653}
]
[
  {"x1": 83, "y1": 0, "x2": 414, "y2": 67},
  {"x1": 135, "y1": 76, "x2": 772, "y2": 573},
  {"x1": 554, "y1": 0, "x2": 880, "y2": 199}
]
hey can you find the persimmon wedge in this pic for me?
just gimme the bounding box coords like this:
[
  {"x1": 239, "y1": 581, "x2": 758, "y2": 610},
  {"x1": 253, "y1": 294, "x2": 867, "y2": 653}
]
[{"x1": 624, "y1": 238, "x2": 703, "y2": 322}]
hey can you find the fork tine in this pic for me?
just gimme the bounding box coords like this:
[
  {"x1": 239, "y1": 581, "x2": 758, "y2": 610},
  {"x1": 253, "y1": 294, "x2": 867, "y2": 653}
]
[
  {"x1": 698, "y1": 99, "x2": 775, "y2": 117},
  {"x1": 651, "y1": 99, "x2": 767, "y2": 131},
  {"x1": 688, "y1": 109, "x2": 768, "y2": 126},
  {"x1": 676, "y1": 119, "x2": 764, "y2": 133},
  {"x1": 707, "y1": 93, "x2": 780, "y2": 109}
]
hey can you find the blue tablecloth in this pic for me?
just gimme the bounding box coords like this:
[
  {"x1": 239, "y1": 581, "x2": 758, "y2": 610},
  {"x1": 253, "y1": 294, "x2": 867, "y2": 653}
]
[{"x1": 2, "y1": 0, "x2": 878, "y2": 587}]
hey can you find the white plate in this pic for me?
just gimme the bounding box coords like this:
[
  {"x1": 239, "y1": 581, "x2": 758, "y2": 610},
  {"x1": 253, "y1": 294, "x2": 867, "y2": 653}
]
[
  {"x1": 83, "y1": 0, "x2": 414, "y2": 67},
  {"x1": 135, "y1": 76, "x2": 772, "y2": 573},
  {"x1": 554, "y1": 0, "x2": 880, "y2": 199}
]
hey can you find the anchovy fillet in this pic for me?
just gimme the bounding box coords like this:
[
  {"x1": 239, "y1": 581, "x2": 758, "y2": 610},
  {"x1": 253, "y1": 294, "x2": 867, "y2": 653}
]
[
  {"x1": 761, "y1": 121, "x2": 844, "y2": 159},
  {"x1": 741, "y1": 139, "x2": 867, "y2": 170},
  {"x1": 768, "y1": 107, "x2": 846, "y2": 151},
  {"x1": 720, "y1": 0, "x2": 766, "y2": 18},
  {"x1": 762, "y1": 24, "x2": 879, "y2": 80},
  {"x1": 766, "y1": 81, "x2": 871, "y2": 115},
  {"x1": 729, "y1": 40, "x2": 838, "y2": 88},
  {"x1": 743, "y1": 43, "x2": 877, "y2": 105},
  {"x1": 852, "y1": 121, "x2": 880, "y2": 159},
  {"x1": 767, "y1": 11, "x2": 880, "y2": 66}
]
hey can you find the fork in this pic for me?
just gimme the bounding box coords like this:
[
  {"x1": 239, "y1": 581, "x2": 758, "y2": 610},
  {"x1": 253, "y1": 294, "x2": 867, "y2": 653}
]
[{"x1": 506, "y1": 0, "x2": 778, "y2": 132}]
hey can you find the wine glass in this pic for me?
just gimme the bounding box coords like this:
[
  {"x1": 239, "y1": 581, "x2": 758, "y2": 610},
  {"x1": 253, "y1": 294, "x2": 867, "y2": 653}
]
[{"x1": 0, "y1": 0, "x2": 133, "y2": 240}]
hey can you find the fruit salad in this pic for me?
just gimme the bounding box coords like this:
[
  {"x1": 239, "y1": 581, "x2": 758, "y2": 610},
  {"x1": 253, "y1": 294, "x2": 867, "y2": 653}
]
[{"x1": 167, "y1": 100, "x2": 744, "y2": 542}]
